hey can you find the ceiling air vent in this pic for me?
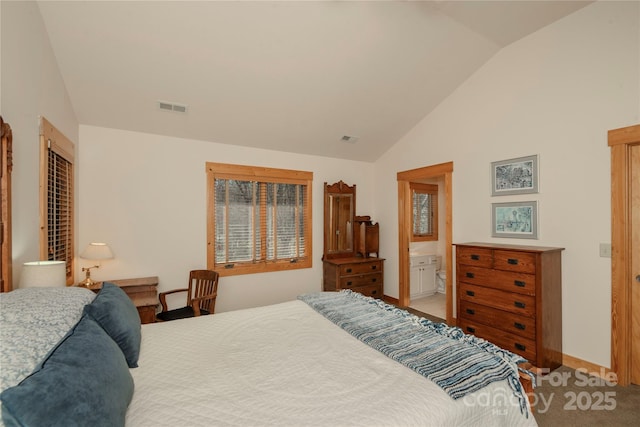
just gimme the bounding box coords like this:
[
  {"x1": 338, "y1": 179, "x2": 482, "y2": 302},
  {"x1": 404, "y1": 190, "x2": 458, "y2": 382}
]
[
  {"x1": 341, "y1": 135, "x2": 359, "y2": 143},
  {"x1": 158, "y1": 101, "x2": 188, "y2": 113}
]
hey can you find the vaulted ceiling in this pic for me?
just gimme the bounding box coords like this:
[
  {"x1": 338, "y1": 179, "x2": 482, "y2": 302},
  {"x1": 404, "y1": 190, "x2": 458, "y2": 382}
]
[{"x1": 37, "y1": 1, "x2": 591, "y2": 162}]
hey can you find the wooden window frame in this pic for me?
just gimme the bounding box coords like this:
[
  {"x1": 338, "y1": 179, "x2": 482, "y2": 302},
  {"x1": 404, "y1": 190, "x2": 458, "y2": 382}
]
[
  {"x1": 206, "y1": 162, "x2": 313, "y2": 277},
  {"x1": 39, "y1": 117, "x2": 75, "y2": 285},
  {"x1": 410, "y1": 182, "x2": 438, "y2": 242}
]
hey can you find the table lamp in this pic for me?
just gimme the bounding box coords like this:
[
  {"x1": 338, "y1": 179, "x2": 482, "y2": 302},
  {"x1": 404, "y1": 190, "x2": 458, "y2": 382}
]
[
  {"x1": 19, "y1": 260, "x2": 67, "y2": 288},
  {"x1": 78, "y1": 242, "x2": 114, "y2": 287}
]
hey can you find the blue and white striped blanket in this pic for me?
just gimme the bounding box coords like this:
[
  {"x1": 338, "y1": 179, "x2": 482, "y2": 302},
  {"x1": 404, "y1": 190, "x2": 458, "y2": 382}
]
[{"x1": 299, "y1": 290, "x2": 531, "y2": 415}]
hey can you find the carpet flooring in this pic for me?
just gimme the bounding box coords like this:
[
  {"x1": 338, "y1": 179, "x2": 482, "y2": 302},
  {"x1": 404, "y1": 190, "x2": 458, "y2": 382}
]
[
  {"x1": 532, "y1": 365, "x2": 640, "y2": 426},
  {"x1": 401, "y1": 306, "x2": 640, "y2": 426}
]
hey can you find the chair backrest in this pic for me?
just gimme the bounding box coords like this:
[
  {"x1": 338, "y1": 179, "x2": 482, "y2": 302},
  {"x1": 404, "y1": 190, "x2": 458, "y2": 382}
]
[{"x1": 187, "y1": 270, "x2": 219, "y2": 314}]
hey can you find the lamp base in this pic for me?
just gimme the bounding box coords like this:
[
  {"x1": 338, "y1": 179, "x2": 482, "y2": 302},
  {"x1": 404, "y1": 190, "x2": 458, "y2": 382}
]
[
  {"x1": 77, "y1": 277, "x2": 97, "y2": 288},
  {"x1": 77, "y1": 265, "x2": 99, "y2": 288}
]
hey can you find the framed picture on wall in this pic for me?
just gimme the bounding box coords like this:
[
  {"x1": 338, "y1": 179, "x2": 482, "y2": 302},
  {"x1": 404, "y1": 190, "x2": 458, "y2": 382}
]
[
  {"x1": 491, "y1": 201, "x2": 538, "y2": 239},
  {"x1": 491, "y1": 155, "x2": 538, "y2": 196}
]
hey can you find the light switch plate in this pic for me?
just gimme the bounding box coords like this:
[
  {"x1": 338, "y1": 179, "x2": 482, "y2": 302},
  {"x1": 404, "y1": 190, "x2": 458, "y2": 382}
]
[{"x1": 599, "y1": 243, "x2": 612, "y2": 258}]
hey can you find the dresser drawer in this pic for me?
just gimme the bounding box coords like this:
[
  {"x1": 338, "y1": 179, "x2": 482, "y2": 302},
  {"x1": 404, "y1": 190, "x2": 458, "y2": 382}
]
[
  {"x1": 456, "y1": 246, "x2": 493, "y2": 268},
  {"x1": 459, "y1": 301, "x2": 536, "y2": 340},
  {"x1": 458, "y1": 318, "x2": 537, "y2": 362},
  {"x1": 340, "y1": 261, "x2": 382, "y2": 276},
  {"x1": 459, "y1": 283, "x2": 536, "y2": 317},
  {"x1": 339, "y1": 273, "x2": 382, "y2": 289},
  {"x1": 493, "y1": 250, "x2": 536, "y2": 274},
  {"x1": 457, "y1": 265, "x2": 536, "y2": 296},
  {"x1": 352, "y1": 283, "x2": 383, "y2": 299}
]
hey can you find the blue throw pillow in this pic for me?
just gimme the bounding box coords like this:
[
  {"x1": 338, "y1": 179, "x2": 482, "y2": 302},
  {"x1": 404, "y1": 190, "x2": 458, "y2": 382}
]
[
  {"x1": 0, "y1": 315, "x2": 134, "y2": 427},
  {"x1": 83, "y1": 282, "x2": 141, "y2": 368}
]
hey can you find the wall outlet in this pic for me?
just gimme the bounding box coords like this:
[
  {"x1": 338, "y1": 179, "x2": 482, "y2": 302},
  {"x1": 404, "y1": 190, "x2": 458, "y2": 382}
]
[{"x1": 599, "y1": 243, "x2": 612, "y2": 258}]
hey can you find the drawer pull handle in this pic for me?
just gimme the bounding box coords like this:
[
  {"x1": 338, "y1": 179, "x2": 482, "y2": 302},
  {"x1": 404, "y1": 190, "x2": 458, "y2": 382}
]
[
  {"x1": 466, "y1": 309, "x2": 475, "y2": 315},
  {"x1": 514, "y1": 301, "x2": 526, "y2": 309},
  {"x1": 346, "y1": 268, "x2": 352, "y2": 273},
  {"x1": 515, "y1": 343, "x2": 526, "y2": 351},
  {"x1": 465, "y1": 272, "x2": 475, "y2": 279},
  {"x1": 371, "y1": 290, "x2": 377, "y2": 295},
  {"x1": 371, "y1": 265, "x2": 377, "y2": 270},
  {"x1": 466, "y1": 290, "x2": 475, "y2": 297},
  {"x1": 346, "y1": 281, "x2": 352, "y2": 286},
  {"x1": 471, "y1": 254, "x2": 480, "y2": 261},
  {"x1": 466, "y1": 327, "x2": 476, "y2": 333},
  {"x1": 514, "y1": 280, "x2": 526, "y2": 287},
  {"x1": 514, "y1": 322, "x2": 526, "y2": 330},
  {"x1": 508, "y1": 258, "x2": 519, "y2": 265},
  {"x1": 371, "y1": 278, "x2": 377, "y2": 282}
]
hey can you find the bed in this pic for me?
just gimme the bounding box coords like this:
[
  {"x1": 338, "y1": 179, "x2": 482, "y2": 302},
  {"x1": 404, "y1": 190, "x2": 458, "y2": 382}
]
[{"x1": 1, "y1": 285, "x2": 537, "y2": 426}]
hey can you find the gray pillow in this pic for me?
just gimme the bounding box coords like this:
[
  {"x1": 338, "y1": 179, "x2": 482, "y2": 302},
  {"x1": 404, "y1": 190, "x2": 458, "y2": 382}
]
[
  {"x1": 0, "y1": 315, "x2": 134, "y2": 427},
  {"x1": 83, "y1": 282, "x2": 141, "y2": 368}
]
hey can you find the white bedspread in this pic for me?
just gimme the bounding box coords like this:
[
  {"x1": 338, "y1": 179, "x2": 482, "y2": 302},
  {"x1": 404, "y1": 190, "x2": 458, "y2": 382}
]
[{"x1": 127, "y1": 300, "x2": 536, "y2": 426}]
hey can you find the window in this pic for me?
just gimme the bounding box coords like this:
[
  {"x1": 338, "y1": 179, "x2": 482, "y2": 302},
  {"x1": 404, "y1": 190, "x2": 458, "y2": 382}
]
[
  {"x1": 206, "y1": 162, "x2": 313, "y2": 276},
  {"x1": 411, "y1": 182, "x2": 438, "y2": 241},
  {"x1": 40, "y1": 117, "x2": 75, "y2": 285}
]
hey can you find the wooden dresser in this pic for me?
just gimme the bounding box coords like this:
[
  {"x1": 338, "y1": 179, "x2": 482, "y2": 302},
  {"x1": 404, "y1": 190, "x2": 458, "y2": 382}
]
[
  {"x1": 323, "y1": 257, "x2": 384, "y2": 299},
  {"x1": 455, "y1": 242, "x2": 563, "y2": 370}
]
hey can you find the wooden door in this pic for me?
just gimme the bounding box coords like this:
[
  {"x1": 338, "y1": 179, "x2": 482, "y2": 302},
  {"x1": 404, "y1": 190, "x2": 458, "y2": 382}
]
[
  {"x1": 609, "y1": 124, "x2": 639, "y2": 386},
  {"x1": 631, "y1": 143, "x2": 639, "y2": 384}
]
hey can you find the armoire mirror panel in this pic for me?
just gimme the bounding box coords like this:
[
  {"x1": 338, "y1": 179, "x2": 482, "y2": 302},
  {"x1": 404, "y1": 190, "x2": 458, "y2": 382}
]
[{"x1": 323, "y1": 181, "x2": 356, "y2": 259}]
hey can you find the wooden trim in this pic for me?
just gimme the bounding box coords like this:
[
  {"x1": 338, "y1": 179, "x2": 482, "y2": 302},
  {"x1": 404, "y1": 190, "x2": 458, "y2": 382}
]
[
  {"x1": 608, "y1": 123, "x2": 639, "y2": 386},
  {"x1": 397, "y1": 180, "x2": 411, "y2": 307},
  {"x1": 563, "y1": 353, "x2": 616, "y2": 381},
  {"x1": 1, "y1": 117, "x2": 13, "y2": 292},
  {"x1": 444, "y1": 172, "x2": 453, "y2": 322},
  {"x1": 39, "y1": 133, "x2": 48, "y2": 261},
  {"x1": 397, "y1": 162, "x2": 454, "y2": 181},
  {"x1": 206, "y1": 162, "x2": 313, "y2": 182},
  {"x1": 40, "y1": 117, "x2": 74, "y2": 163},
  {"x1": 608, "y1": 124, "x2": 640, "y2": 146},
  {"x1": 397, "y1": 162, "x2": 454, "y2": 323},
  {"x1": 383, "y1": 295, "x2": 399, "y2": 305}
]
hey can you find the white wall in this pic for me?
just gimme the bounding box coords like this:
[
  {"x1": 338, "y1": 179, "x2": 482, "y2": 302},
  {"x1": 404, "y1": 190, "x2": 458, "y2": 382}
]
[
  {"x1": 373, "y1": 1, "x2": 640, "y2": 368},
  {"x1": 1, "y1": 1, "x2": 79, "y2": 288},
  {"x1": 78, "y1": 125, "x2": 375, "y2": 313},
  {"x1": 4, "y1": 0, "x2": 639, "y2": 369}
]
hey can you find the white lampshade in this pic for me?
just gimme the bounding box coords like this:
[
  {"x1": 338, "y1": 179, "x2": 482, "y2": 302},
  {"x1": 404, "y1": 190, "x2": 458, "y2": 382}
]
[
  {"x1": 19, "y1": 261, "x2": 67, "y2": 288},
  {"x1": 80, "y1": 242, "x2": 114, "y2": 260}
]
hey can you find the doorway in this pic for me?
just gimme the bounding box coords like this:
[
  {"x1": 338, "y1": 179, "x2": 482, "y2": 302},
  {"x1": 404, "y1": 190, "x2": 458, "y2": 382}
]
[
  {"x1": 397, "y1": 162, "x2": 453, "y2": 325},
  {"x1": 608, "y1": 124, "x2": 639, "y2": 386}
]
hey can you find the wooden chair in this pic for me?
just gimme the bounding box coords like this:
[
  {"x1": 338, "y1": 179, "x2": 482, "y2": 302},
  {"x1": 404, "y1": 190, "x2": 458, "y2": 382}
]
[{"x1": 156, "y1": 270, "x2": 219, "y2": 322}]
